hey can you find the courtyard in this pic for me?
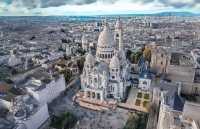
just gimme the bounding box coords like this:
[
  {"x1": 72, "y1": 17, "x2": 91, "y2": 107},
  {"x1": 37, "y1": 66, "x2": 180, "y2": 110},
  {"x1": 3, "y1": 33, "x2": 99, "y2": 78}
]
[
  {"x1": 135, "y1": 91, "x2": 151, "y2": 108},
  {"x1": 118, "y1": 87, "x2": 151, "y2": 113},
  {"x1": 49, "y1": 78, "x2": 130, "y2": 129},
  {"x1": 48, "y1": 78, "x2": 151, "y2": 129}
]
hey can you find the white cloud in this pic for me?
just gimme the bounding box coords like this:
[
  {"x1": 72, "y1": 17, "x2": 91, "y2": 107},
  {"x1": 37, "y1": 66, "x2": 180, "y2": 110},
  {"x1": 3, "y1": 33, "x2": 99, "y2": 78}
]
[
  {"x1": 0, "y1": 0, "x2": 199, "y2": 16},
  {"x1": 36, "y1": 0, "x2": 174, "y2": 16}
]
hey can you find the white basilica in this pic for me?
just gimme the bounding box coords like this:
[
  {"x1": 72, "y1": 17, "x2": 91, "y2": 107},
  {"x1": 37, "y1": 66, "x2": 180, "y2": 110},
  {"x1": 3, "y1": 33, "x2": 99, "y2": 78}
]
[{"x1": 81, "y1": 20, "x2": 131, "y2": 102}]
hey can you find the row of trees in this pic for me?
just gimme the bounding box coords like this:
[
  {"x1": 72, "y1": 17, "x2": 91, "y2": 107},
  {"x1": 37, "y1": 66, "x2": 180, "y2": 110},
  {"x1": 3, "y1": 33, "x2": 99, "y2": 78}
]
[
  {"x1": 123, "y1": 112, "x2": 148, "y2": 129},
  {"x1": 61, "y1": 69, "x2": 72, "y2": 83},
  {"x1": 60, "y1": 57, "x2": 85, "y2": 83},
  {"x1": 127, "y1": 50, "x2": 143, "y2": 64},
  {"x1": 126, "y1": 46, "x2": 152, "y2": 64},
  {"x1": 50, "y1": 112, "x2": 77, "y2": 129}
]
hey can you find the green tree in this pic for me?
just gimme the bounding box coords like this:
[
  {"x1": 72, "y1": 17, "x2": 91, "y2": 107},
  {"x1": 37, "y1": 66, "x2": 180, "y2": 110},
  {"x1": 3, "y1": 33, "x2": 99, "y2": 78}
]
[
  {"x1": 143, "y1": 47, "x2": 151, "y2": 62},
  {"x1": 129, "y1": 51, "x2": 143, "y2": 64},
  {"x1": 123, "y1": 113, "x2": 148, "y2": 129},
  {"x1": 51, "y1": 112, "x2": 77, "y2": 129},
  {"x1": 62, "y1": 69, "x2": 72, "y2": 82},
  {"x1": 77, "y1": 57, "x2": 85, "y2": 73},
  {"x1": 126, "y1": 50, "x2": 132, "y2": 60}
]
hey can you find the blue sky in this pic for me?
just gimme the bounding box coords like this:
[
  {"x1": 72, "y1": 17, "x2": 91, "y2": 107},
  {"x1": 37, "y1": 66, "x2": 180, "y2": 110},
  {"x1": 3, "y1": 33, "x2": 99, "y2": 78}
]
[{"x1": 0, "y1": 0, "x2": 200, "y2": 16}]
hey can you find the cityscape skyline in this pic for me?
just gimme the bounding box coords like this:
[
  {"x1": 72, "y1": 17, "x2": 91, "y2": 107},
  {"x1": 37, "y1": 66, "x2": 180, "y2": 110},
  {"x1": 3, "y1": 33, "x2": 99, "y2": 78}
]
[{"x1": 1, "y1": 4, "x2": 200, "y2": 129}]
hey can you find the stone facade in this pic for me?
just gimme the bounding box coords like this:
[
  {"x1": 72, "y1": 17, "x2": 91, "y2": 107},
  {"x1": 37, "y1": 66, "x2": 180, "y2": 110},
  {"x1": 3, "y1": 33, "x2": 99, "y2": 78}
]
[
  {"x1": 150, "y1": 46, "x2": 169, "y2": 75},
  {"x1": 81, "y1": 20, "x2": 131, "y2": 102}
]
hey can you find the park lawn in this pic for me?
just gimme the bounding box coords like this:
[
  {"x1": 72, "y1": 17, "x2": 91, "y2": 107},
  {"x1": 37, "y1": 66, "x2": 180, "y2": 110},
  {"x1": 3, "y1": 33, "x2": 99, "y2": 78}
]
[
  {"x1": 143, "y1": 101, "x2": 150, "y2": 108},
  {"x1": 144, "y1": 93, "x2": 150, "y2": 100}
]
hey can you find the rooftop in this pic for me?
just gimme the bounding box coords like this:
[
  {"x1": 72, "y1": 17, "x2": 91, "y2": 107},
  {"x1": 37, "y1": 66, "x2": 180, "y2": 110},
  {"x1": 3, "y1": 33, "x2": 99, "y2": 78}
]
[
  {"x1": 12, "y1": 95, "x2": 40, "y2": 120},
  {"x1": 160, "y1": 82, "x2": 185, "y2": 112},
  {"x1": 0, "y1": 118, "x2": 15, "y2": 129},
  {"x1": 16, "y1": 67, "x2": 61, "y2": 91},
  {"x1": 170, "y1": 52, "x2": 194, "y2": 67}
]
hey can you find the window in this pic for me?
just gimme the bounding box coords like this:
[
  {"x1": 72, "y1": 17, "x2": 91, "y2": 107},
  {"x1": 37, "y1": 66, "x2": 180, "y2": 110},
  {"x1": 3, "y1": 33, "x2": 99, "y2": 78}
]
[
  {"x1": 94, "y1": 78, "x2": 97, "y2": 83},
  {"x1": 87, "y1": 91, "x2": 90, "y2": 98},
  {"x1": 92, "y1": 92, "x2": 95, "y2": 98},
  {"x1": 143, "y1": 81, "x2": 147, "y2": 85},
  {"x1": 97, "y1": 93, "x2": 100, "y2": 99},
  {"x1": 110, "y1": 86, "x2": 114, "y2": 92},
  {"x1": 116, "y1": 34, "x2": 119, "y2": 37},
  {"x1": 112, "y1": 76, "x2": 115, "y2": 79}
]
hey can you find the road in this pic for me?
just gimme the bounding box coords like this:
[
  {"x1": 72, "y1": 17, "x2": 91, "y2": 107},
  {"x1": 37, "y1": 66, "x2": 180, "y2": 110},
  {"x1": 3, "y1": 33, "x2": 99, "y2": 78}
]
[{"x1": 146, "y1": 88, "x2": 160, "y2": 129}]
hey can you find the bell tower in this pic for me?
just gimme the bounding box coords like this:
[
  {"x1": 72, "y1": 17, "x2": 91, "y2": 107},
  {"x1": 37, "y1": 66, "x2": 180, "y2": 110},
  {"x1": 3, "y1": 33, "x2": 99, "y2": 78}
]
[{"x1": 114, "y1": 18, "x2": 123, "y2": 51}]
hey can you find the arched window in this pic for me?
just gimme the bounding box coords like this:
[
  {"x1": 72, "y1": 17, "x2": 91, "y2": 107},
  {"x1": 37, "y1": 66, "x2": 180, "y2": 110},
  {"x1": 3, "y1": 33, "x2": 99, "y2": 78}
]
[
  {"x1": 143, "y1": 81, "x2": 147, "y2": 85},
  {"x1": 87, "y1": 91, "x2": 90, "y2": 98},
  {"x1": 94, "y1": 78, "x2": 97, "y2": 83},
  {"x1": 108, "y1": 54, "x2": 110, "y2": 58},
  {"x1": 116, "y1": 33, "x2": 119, "y2": 37},
  {"x1": 97, "y1": 93, "x2": 100, "y2": 99},
  {"x1": 92, "y1": 92, "x2": 95, "y2": 98}
]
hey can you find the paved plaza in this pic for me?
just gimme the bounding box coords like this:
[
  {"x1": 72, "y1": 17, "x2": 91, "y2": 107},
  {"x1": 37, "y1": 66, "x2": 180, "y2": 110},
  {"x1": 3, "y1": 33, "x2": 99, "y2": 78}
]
[{"x1": 49, "y1": 78, "x2": 130, "y2": 129}]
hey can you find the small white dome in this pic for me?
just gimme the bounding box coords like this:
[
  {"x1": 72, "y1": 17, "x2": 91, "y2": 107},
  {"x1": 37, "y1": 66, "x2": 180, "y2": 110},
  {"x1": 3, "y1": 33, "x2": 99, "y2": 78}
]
[
  {"x1": 85, "y1": 53, "x2": 95, "y2": 65},
  {"x1": 110, "y1": 55, "x2": 120, "y2": 68},
  {"x1": 115, "y1": 19, "x2": 122, "y2": 30},
  {"x1": 82, "y1": 34, "x2": 87, "y2": 44},
  {"x1": 97, "y1": 24, "x2": 114, "y2": 48}
]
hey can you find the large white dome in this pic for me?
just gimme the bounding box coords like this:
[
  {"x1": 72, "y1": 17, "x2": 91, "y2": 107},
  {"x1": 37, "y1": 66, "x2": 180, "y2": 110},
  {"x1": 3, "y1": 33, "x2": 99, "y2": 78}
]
[{"x1": 97, "y1": 24, "x2": 114, "y2": 48}]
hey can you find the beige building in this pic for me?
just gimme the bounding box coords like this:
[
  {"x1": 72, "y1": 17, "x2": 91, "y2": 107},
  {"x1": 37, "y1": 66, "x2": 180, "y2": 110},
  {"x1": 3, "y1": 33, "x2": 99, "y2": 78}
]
[
  {"x1": 166, "y1": 51, "x2": 200, "y2": 95},
  {"x1": 151, "y1": 46, "x2": 169, "y2": 75},
  {"x1": 157, "y1": 83, "x2": 200, "y2": 129},
  {"x1": 158, "y1": 99, "x2": 200, "y2": 129},
  {"x1": 151, "y1": 44, "x2": 200, "y2": 95}
]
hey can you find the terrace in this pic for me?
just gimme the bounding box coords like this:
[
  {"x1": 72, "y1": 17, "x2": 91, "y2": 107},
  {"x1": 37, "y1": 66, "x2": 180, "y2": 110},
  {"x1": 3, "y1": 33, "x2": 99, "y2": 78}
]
[{"x1": 118, "y1": 87, "x2": 151, "y2": 113}]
